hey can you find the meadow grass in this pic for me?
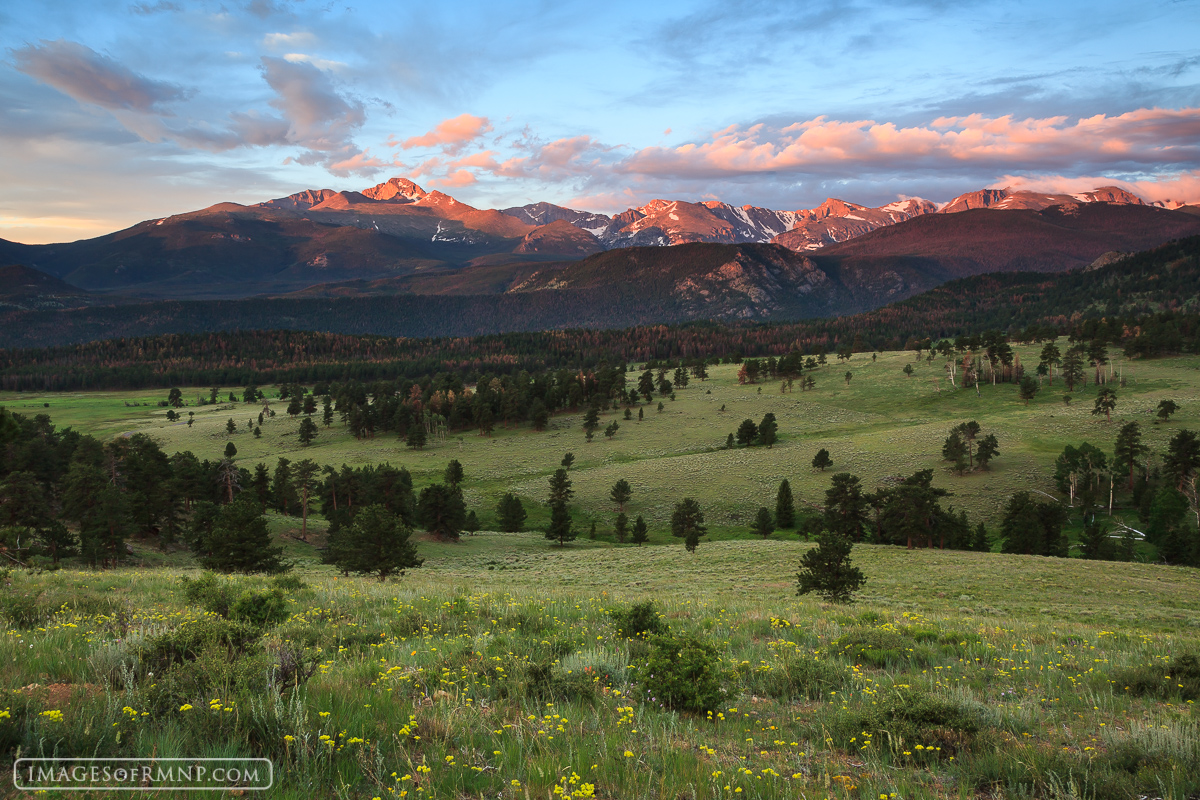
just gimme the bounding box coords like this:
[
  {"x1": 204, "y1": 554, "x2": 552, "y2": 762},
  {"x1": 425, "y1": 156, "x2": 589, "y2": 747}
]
[
  {"x1": 0, "y1": 541, "x2": 1197, "y2": 798},
  {"x1": 3, "y1": 346, "x2": 1197, "y2": 535}
]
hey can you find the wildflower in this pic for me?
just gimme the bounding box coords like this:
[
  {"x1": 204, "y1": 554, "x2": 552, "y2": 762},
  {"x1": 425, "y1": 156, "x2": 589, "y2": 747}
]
[{"x1": 179, "y1": 704, "x2": 193, "y2": 712}]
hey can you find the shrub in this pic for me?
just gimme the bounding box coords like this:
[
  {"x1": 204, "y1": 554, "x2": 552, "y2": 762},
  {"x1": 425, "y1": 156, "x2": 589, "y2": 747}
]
[
  {"x1": 523, "y1": 662, "x2": 598, "y2": 704},
  {"x1": 0, "y1": 591, "x2": 44, "y2": 629},
  {"x1": 140, "y1": 617, "x2": 261, "y2": 675},
  {"x1": 831, "y1": 686, "x2": 994, "y2": 758},
  {"x1": 181, "y1": 572, "x2": 236, "y2": 617},
  {"x1": 833, "y1": 627, "x2": 915, "y2": 668},
  {"x1": 270, "y1": 574, "x2": 308, "y2": 592},
  {"x1": 609, "y1": 601, "x2": 667, "y2": 638},
  {"x1": 634, "y1": 633, "x2": 725, "y2": 713},
  {"x1": 230, "y1": 588, "x2": 289, "y2": 627},
  {"x1": 746, "y1": 654, "x2": 847, "y2": 701},
  {"x1": 1113, "y1": 653, "x2": 1200, "y2": 701}
]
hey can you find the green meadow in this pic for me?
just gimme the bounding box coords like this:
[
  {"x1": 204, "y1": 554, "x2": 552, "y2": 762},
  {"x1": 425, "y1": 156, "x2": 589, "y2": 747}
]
[
  {"x1": 4, "y1": 346, "x2": 1197, "y2": 533},
  {"x1": 2, "y1": 346, "x2": 1199, "y2": 798}
]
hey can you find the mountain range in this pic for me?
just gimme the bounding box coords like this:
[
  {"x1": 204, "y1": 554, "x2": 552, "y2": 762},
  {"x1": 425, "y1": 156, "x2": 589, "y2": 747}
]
[{"x1": 2, "y1": 177, "x2": 1200, "y2": 347}]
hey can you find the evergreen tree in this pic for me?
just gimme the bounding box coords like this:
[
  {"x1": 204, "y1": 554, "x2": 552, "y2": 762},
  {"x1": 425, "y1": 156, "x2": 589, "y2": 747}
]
[
  {"x1": 823, "y1": 473, "x2": 868, "y2": 541},
  {"x1": 199, "y1": 494, "x2": 287, "y2": 573},
  {"x1": 464, "y1": 510, "x2": 481, "y2": 533},
  {"x1": 671, "y1": 497, "x2": 706, "y2": 553},
  {"x1": 735, "y1": 419, "x2": 758, "y2": 446},
  {"x1": 1000, "y1": 492, "x2": 1068, "y2": 557},
  {"x1": 495, "y1": 493, "x2": 527, "y2": 532},
  {"x1": 405, "y1": 424, "x2": 427, "y2": 450},
  {"x1": 631, "y1": 515, "x2": 648, "y2": 545},
  {"x1": 548, "y1": 468, "x2": 574, "y2": 506},
  {"x1": 758, "y1": 412, "x2": 778, "y2": 447},
  {"x1": 582, "y1": 404, "x2": 600, "y2": 441},
  {"x1": 1157, "y1": 399, "x2": 1179, "y2": 422},
  {"x1": 251, "y1": 463, "x2": 271, "y2": 509},
  {"x1": 226, "y1": 418, "x2": 237, "y2": 435},
  {"x1": 972, "y1": 522, "x2": 990, "y2": 552},
  {"x1": 416, "y1": 484, "x2": 466, "y2": 541},
  {"x1": 545, "y1": 501, "x2": 575, "y2": 546},
  {"x1": 326, "y1": 504, "x2": 422, "y2": 580},
  {"x1": 1079, "y1": 519, "x2": 1116, "y2": 561},
  {"x1": 322, "y1": 396, "x2": 334, "y2": 427},
  {"x1": 604, "y1": 421, "x2": 620, "y2": 439},
  {"x1": 286, "y1": 394, "x2": 302, "y2": 416},
  {"x1": 610, "y1": 478, "x2": 632, "y2": 512},
  {"x1": 292, "y1": 459, "x2": 319, "y2": 540},
  {"x1": 271, "y1": 457, "x2": 295, "y2": 515},
  {"x1": 561, "y1": 452, "x2": 575, "y2": 470},
  {"x1": 775, "y1": 479, "x2": 796, "y2": 528},
  {"x1": 942, "y1": 431, "x2": 969, "y2": 474},
  {"x1": 1018, "y1": 375, "x2": 1039, "y2": 405},
  {"x1": 167, "y1": 387, "x2": 183, "y2": 408},
  {"x1": 751, "y1": 507, "x2": 774, "y2": 538},
  {"x1": 444, "y1": 459, "x2": 465, "y2": 491},
  {"x1": 1113, "y1": 421, "x2": 1148, "y2": 490},
  {"x1": 1164, "y1": 429, "x2": 1200, "y2": 489},
  {"x1": 975, "y1": 434, "x2": 999, "y2": 470},
  {"x1": 1061, "y1": 347, "x2": 1086, "y2": 391},
  {"x1": 614, "y1": 512, "x2": 628, "y2": 543},
  {"x1": 302, "y1": 394, "x2": 317, "y2": 416},
  {"x1": 224, "y1": 441, "x2": 237, "y2": 459},
  {"x1": 1092, "y1": 388, "x2": 1117, "y2": 422},
  {"x1": 530, "y1": 400, "x2": 550, "y2": 431},
  {"x1": 298, "y1": 416, "x2": 318, "y2": 445},
  {"x1": 796, "y1": 529, "x2": 865, "y2": 603},
  {"x1": 724, "y1": 433, "x2": 734, "y2": 449},
  {"x1": 812, "y1": 448, "x2": 832, "y2": 471}
]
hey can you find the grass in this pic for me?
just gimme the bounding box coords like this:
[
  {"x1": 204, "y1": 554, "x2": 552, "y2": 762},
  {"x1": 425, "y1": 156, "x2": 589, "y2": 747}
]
[
  {"x1": 1, "y1": 345, "x2": 1198, "y2": 796},
  {"x1": 0, "y1": 543, "x2": 1197, "y2": 798},
  {"x1": 3, "y1": 345, "x2": 1197, "y2": 538}
]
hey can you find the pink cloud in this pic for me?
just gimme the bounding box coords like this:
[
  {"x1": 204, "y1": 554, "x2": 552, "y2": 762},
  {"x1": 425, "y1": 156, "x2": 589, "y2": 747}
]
[
  {"x1": 429, "y1": 169, "x2": 478, "y2": 188},
  {"x1": 397, "y1": 113, "x2": 492, "y2": 154},
  {"x1": 993, "y1": 170, "x2": 1200, "y2": 206},
  {"x1": 620, "y1": 108, "x2": 1200, "y2": 178}
]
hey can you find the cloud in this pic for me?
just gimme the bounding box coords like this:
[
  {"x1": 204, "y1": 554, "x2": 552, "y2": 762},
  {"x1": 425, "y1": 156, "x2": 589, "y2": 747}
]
[
  {"x1": 129, "y1": 1, "x2": 181, "y2": 15},
  {"x1": 994, "y1": 171, "x2": 1200, "y2": 207},
  {"x1": 259, "y1": 56, "x2": 373, "y2": 171},
  {"x1": 397, "y1": 113, "x2": 493, "y2": 154},
  {"x1": 12, "y1": 39, "x2": 189, "y2": 113},
  {"x1": 429, "y1": 169, "x2": 478, "y2": 188},
  {"x1": 613, "y1": 108, "x2": 1200, "y2": 180},
  {"x1": 262, "y1": 32, "x2": 316, "y2": 48},
  {"x1": 283, "y1": 53, "x2": 348, "y2": 72}
]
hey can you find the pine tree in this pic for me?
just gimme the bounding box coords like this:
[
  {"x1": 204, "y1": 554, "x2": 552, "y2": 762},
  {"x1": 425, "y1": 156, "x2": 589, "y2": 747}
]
[
  {"x1": 561, "y1": 452, "x2": 575, "y2": 470},
  {"x1": 322, "y1": 396, "x2": 334, "y2": 426},
  {"x1": 942, "y1": 431, "x2": 969, "y2": 474},
  {"x1": 1018, "y1": 375, "x2": 1039, "y2": 405},
  {"x1": 975, "y1": 434, "x2": 999, "y2": 470},
  {"x1": 298, "y1": 416, "x2": 318, "y2": 445},
  {"x1": 775, "y1": 479, "x2": 796, "y2": 528},
  {"x1": 812, "y1": 448, "x2": 832, "y2": 471},
  {"x1": 416, "y1": 484, "x2": 466, "y2": 541},
  {"x1": 548, "y1": 468, "x2": 574, "y2": 506},
  {"x1": 444, "y1": 459, "x2": 465, "y2": 491},
  {"x1": 291, "y1": 459, "x2": 319, "y2": 540},
  {"x1": 224, "y1": 441, "x2": 237, "y2": 459},
  {"x1": 325, "y1": 504, "x2": 421, "y2": 581},
  {"x1": 796, "y1": 529, "x2": 865, "y2": 603},
  {"x1": 406, "y1": 424, "x2": 427, "y2": 450},
  {"x1": 1092, "y1": 388, "x2": 1117, "y2": 422},
  {"x1": 671, "y1": 498, "x2": 706, "y2": 553},
  {"x1": 545, "y1": 501, "x2": 575, "y2": 546},
  {"x1": 751, "y1": 507, "x2": 774, "y2": 538},
  {"x1": 1113, "y1": 421, "x2": 1148, "y2": 490},
  {"x1": 199, "y1": 494, "x2": 287, "y2": 574},
  {"x1": 631, "y1": 515, "x2": 648, "y2": 545},
  {"x1": 614, "y1": 512, "x2": 628, "y2": 543},
  {"x1": 226, "y1": 418, "x2": 237, "y2": 434},
  {"x1": 610, "y1": 478, "x2": 632, "y2": 512},
  {"x1": 496, "y1": 493, "x2": 527, "y2": 532},
  {"x1": 735, "y1": 419, "x2": 758, "y2": 446},
  {"x1": 758, "y1": 412, "x2": 778, "y2": 447}
]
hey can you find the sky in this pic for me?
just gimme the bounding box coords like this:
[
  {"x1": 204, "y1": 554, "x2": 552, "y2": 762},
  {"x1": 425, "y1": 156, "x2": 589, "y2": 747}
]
[{"x1": 2, "y1": 0, "x2": 1199, "y2": 243}]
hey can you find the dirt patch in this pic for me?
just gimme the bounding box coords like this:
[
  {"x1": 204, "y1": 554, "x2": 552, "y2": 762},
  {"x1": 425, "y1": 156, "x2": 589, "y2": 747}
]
[{"x1": 20, "y1": 683, "x2": 102, "y2": 707}]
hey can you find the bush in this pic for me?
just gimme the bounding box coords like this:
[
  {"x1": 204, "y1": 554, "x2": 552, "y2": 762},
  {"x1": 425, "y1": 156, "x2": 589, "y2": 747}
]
[
  {"x1": 634, "y1": 633, "x2": 725, "y2": 713},
  {"x1": 833, "y1": 627, "x2": 916, "y2": 668},
  {"x1": 230, "y1": 588, "x2": 289, "y2": 627},
  {"x1": 609, "y1": 601, "x2": 667, "y2": 638},
  {"x1": 1113, "y1": 653, "x2": 1200, "y2": 701},
  {"x1": 270, "y1": 574, "x2": 308, "y2": 592},
  {"x1": 831, "y1": 686, "x2": 994, "y2": 758},
  {"x1": 745, "y1": 654, "x2": 847, "y2": 701},
  {"x1": 140, "y1": 617, "x2": 262, "y2": 675},
  {"x1": 181, "y1": 572, "x2": 236, "y2": 617}
]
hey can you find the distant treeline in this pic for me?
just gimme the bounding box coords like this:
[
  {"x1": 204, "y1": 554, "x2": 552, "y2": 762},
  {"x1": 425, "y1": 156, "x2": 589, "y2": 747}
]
[{"x1": 1, "y1": 235, "x2": 1199, "y2": 392}]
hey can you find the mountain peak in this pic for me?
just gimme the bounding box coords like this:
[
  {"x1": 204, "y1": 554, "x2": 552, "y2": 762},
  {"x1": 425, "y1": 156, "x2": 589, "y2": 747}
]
[{"x1": 362, "y1": 177, "x2": 427, "y2": 203}]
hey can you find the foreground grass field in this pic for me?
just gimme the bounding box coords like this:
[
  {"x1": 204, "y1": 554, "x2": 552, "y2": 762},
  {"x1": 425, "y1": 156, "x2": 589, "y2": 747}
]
[
  {"x1": 1, "y1": 541, "x2": 1198, "y2": 799},
  {"x1": 2, "y1": 346, "x2": 1197, "y2": 536}
]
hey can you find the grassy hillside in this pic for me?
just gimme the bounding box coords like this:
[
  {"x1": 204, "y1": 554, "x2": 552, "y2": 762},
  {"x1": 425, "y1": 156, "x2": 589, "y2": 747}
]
[
  {"x1": 1, "y1": 539, "x2": 1196, "y2": 798},
  {"x1": 5, "y1": 351, "x2": 1196, "y2": 532}
]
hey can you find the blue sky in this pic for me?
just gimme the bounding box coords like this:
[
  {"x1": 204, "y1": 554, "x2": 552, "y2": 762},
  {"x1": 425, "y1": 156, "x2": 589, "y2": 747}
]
[{"x1": 2, "y1": 0, "x2": 1199, "y2": 242}]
